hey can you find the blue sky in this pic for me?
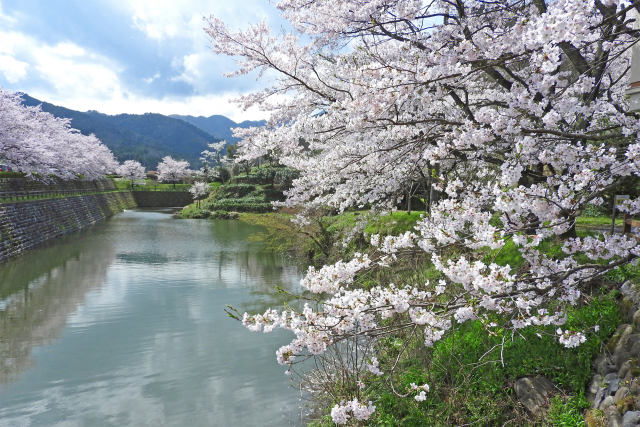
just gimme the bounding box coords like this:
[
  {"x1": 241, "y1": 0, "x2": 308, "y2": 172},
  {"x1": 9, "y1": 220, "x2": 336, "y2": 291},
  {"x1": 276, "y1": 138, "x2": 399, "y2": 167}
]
[{"x1": 0, "y1": 0, "x2": 285, "y2": 121}]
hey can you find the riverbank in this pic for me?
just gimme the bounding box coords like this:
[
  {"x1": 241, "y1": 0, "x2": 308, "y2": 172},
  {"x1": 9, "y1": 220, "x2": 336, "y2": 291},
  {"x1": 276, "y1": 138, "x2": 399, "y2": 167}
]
[
  {"x1": 231, "y1": 209, "x2": 640, "y2": 425},
  {"x1": 0, "y1": 178, "x2": 193, "y2": 262}
]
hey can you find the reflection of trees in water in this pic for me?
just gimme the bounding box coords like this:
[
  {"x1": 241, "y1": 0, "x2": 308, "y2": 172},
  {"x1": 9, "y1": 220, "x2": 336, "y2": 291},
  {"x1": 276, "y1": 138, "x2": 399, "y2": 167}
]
[
  {"x1": 0, "y1": 234, "x2": 115, "y2": 384},
  {"x1": 226, "y1": 249, "x2": 306, "y2": 314}
]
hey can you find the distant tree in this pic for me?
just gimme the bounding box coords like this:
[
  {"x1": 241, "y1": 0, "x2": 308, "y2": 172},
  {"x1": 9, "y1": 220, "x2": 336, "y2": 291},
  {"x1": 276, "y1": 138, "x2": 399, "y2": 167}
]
[
  {"x1": 0, "y1": 88, "x2": 118, "y2": 180},
  {"x1": 200, "y1": 141, "x2": 226, "y2": 167},
  {"x1": 116, "y1": 160, "x2": 145, "y2": 188},
  {"x1": 157, "y1": 156, "x2": 191, "y2": 188},
  {"x1": 200, "y1": 141, "x2": 227, "y2": 182},
  {"x1": 189, "y1": 181, "x2": 210, "y2": 207},
  {"x1": 217, "y1": 167, "x2": 231, "y2": 183}
]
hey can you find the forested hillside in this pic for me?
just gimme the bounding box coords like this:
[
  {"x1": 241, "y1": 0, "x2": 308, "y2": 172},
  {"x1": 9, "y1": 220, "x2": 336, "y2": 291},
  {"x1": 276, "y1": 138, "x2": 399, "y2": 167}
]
[
  {"x1": 170, "y1": 114, "x2": 265, "y2": 143},
  {"x1": 20, "y1": 94, "x2": 218, "y2": 169}
]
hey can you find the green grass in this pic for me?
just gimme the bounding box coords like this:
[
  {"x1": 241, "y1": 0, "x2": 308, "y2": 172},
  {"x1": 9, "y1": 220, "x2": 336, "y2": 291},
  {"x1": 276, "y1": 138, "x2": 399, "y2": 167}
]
[
  {"x1": 358, "y1": 292, "x2": 621, "y2": 426},
  {"x1": 576, "y1": 216, "x2": 622, "y2": 227},
  {"x1": 113, "y1": 178, "x2": 194, "y2": 191},
  {"x1": 0, "y1": 171, "x2": 25, "y2": 178},
  {"x1": 326, "y1": 210, "x2": 423, "y2": 237}
]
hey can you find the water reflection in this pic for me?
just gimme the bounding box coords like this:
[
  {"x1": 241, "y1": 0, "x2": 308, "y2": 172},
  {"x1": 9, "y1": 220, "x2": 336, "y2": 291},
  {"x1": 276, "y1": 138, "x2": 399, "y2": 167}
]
[
  {"x1": 0, "y1": 209, "x2": 304, "y2": 426},
  {"x1": 0, "y1": 229, "x2": 116, "y2": 384}
]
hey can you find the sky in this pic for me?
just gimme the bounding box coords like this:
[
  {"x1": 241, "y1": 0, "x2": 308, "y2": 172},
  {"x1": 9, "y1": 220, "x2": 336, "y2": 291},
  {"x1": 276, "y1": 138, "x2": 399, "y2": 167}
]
[{"x1": 0, "y1": 0, "x2": 285, "y2": 121}]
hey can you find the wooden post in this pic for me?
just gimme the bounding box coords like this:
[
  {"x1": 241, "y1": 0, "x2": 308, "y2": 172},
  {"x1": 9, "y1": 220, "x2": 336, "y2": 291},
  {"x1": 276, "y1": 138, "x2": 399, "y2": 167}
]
[
  {"x1": 624, "y1": 213, "x2": 632, "y2": 234},
  {"x1": 611, "y1": 197, "x2": 617, "y2": 234}
]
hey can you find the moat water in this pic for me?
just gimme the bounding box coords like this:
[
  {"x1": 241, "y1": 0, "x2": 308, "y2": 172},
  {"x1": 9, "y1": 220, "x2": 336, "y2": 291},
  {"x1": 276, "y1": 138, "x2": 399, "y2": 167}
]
[{"x1": 0, "y1": 209, "x2": 304, "y2": 426}]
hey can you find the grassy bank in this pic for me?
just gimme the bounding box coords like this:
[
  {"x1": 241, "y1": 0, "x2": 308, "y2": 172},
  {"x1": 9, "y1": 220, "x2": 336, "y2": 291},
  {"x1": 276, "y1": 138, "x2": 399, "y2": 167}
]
[
  {"x1": 113, "y1": 178, "x2": 194, "y2": 191},
  {"x1": 233, "y1": 209, "x2": 639, "y2": 425},
  {"x1": 179, "y1": 183, "x2": 283, "y2": 218}
]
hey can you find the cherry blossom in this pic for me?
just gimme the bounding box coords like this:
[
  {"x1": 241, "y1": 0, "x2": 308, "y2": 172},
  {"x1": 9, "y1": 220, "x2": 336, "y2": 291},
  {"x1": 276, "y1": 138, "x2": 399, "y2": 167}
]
[
  {"x1": 157, "y1": 156, "x2": 192, "y2": 184},
  {"x1": 0, "y1": 88, "x2": 117, "y2": 180},
  {"x1": 206, "y1": 0, "x2": 640, "y2": 414},
  {"x1": 117, "y1": 160, "x2": 145, "y2": 188}
]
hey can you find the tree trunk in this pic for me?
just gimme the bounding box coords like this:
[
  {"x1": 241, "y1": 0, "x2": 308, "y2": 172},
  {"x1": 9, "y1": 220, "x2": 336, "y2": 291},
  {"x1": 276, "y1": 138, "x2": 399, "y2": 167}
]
[{"x1": 429, "y1": 163, "x2": 440, "y2": 211}]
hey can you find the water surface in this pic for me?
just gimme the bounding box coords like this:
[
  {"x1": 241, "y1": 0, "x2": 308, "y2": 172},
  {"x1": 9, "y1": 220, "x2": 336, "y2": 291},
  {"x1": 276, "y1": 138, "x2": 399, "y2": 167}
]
[{"x1": 0, "y1": 209, "x2": 303, "y2": 426}]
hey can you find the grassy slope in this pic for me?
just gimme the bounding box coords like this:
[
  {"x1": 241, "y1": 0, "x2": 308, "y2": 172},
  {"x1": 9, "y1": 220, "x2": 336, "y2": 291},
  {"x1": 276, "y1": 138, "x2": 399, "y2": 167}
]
[{"x1": 236, "y1": 210, "x2": 637, "y2": 425}]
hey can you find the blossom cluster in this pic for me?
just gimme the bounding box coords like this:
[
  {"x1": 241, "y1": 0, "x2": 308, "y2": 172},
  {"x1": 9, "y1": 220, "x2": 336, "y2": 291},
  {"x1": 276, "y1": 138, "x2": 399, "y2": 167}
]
[
  {"x1": 0, "y1": 88, "x2": 118, "y2": 179},
  {"x1": 330, "y1": 398, "x2": 376, "y2": 424}
]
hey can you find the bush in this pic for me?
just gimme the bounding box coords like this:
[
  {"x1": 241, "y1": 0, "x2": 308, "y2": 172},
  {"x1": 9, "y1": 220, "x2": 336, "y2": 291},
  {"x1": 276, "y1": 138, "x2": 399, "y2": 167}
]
[
  {"x1": 209, "y1": 199, "x2": 273, "y2": 212},
  {"x1": 210, "y1": 210, "x2": 239, "y2": 219},
  {"x1": 221, "y1": 184, "x2": 257, "y2": 198}
]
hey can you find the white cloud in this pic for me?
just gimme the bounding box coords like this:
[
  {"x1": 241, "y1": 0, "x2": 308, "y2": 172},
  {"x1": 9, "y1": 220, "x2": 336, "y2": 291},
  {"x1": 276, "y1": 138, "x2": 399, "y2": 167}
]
[
  {"x1": 0, "y1": 2, "x2": 282, "y2": 122},
  {"x1": 143, "y1": 72, "x2": 161, "y2": 84},
  {"x1": 0, "y1": 30, "x2": 123, "y2": 101},
  {"x1": 0, "y1": 54, "x2": 27, "y2": 83},
  {"x1": 118, "y1": 0, "x2": 280, "y2": 41}
]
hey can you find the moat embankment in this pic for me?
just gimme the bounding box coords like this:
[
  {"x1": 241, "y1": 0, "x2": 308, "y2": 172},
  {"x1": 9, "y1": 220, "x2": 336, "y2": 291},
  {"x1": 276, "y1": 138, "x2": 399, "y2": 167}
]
[{"x1": 0, "y1": 178, "x2": 191, "y2": 262}]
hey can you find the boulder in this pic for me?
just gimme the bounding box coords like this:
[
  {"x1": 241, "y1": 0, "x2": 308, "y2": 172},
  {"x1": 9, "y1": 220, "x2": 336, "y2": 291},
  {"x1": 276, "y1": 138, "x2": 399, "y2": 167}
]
[
  {"x1": 623, "y1": 411, "x2": 640, "y2": 427},
  {"x1": 514, "y1": 376, "x2": 556, "y2": 417}
]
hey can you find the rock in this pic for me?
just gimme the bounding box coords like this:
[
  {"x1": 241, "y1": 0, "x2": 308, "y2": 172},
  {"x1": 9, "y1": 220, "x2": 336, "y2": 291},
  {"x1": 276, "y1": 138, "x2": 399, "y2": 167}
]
[
  {"x1": 614, "y1": 334, "x2": 633, "y2": 367},
  {"x1": 631, "y1": 341, "x2": 640, "y2": 358},
  {"x1": 631, "y1": 379, "x2": 640, "y2": 395},
  {"x1": 601, "y1": 396, "x2": 615, "y2": 410},
  {"x1": 514, "y1": 376, "x2": 556, "y2": 417},
  {"x1": 623, "y1": 410, "x2": 640, "y2": 427},
  {"x1": 620, "y1": 361, "x2": 632, "y2": 380},
  {"x1": 615, "y1": 387, "x2": 629, "y2": 405},
  {"x1": 596, "y1": 354, "x2": 617, "y2": 375},
  {"x1": 624, "y1": 334, "x2": 640, "y2": 350},
  {"x1": 590, "y1": 374, "x2": 604, "y2": 395},
  {"x1": 605, "y1": 406, "x2": 623, "y2": 427},
  {"x1": 633, "y1": 310, "x2": 640, "y2": 329},
  {"x1": 594, "y1": 386, "x2": 607, "y2": 409},
  {"x1": 607, "y1": 373, "x2": 621, "y2": 394}
]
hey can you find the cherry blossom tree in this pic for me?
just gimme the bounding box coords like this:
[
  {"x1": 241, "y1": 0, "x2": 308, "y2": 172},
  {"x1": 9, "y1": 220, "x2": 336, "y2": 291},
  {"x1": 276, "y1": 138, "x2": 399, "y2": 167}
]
[
  {"x1": 207, "y1": 0, "x2": 640, "y2": 420},
  {"x1": 200, "y1": 141, "x2": 229, "y2": 182},
  {"x1": 157, "y1": 156, "x2": 191, "y2": 187},
  {"x1": 0, "y1": 88, "x2": 118, "y2": 180},
  {"x1": 189, "y1": 181, "x2": 210, "y2": 207},
  {"x1": 117, "y1": 160, "x2": 146, "y2": 188}
]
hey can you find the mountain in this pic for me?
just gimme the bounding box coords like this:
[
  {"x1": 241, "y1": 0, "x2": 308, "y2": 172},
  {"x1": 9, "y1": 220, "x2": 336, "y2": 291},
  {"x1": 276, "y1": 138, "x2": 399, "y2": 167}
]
[
  {"x1": 170, "y1": 114, "x2": 266, "y2": 143},
  {"x1": 20, "y1": 94, "x2": 218, "y2": 169}
]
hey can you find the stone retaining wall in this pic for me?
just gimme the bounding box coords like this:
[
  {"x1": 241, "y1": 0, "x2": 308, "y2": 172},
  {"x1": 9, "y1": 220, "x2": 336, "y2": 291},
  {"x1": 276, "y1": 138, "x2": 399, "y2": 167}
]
[
  {"x1": 586, "y1": 282, "x2": 640, "y2": 426},
  {"x1": 131, "y1": 191, "x2": 192, "y2": 207},
  {"x1": 0, "y1": 178, "x2": 116, "y2": 200},
  {"x1": 0, "y1": 191, "x2": 135, "y2": 262}
]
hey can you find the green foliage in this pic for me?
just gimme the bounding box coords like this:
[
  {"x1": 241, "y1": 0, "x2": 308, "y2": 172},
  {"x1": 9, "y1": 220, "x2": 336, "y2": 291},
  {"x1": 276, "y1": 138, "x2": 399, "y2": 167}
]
[
  {"x1": 547, "y1": 396, "x2": 589, "y2": 426},
  {"x1": 210, "y1": 210, "x2": 238, "y2": 219},
  {"x1": 179, "y1": 204, "x2": 210, "y2": 219},
  {"x1": 180, "y1": 180, "x2": 284, "y2": 217},
  {"x1": 606, "y1": 262, "x2": 640, "y2": 285},
  {"x1": 325, "y1": 211, "x2": 423, "y2": 238},
  {"x1": 208, "y1": 199, "x2": 273, "y2": 213},
  {"x1": 220, "y1": 184, "x2": 257, "y2": 198},
  {"x1": 0, "y1": 171, "x2": 26, "y2": 178},
  {"x1": 362, "y1": 293, "x2": 621, "y2": 425},
  {"x1": 582, "y1": 204, "x2": 608, "y2": 218},
  {"x1": 576, "y1": 216, "x2": 621, "y2": 227},
  {"x1": 113, "y1": 179, "x2": 191, "y2": 191}
]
